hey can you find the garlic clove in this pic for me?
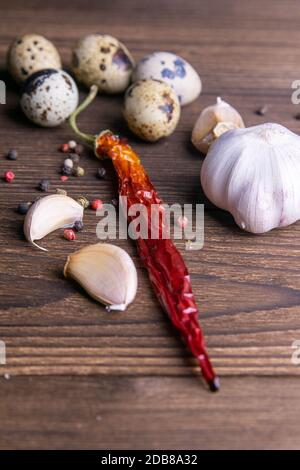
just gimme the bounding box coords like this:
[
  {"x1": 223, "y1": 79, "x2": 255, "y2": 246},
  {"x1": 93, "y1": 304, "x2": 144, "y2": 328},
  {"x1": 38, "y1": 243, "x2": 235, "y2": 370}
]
[
  {"x1": 64, "y1": 243, "x2": 138, "y2": 311},
  {"x1": 191, "y1": 97, "x2": 245, "y2": 154},
  {"x1": 212, "y1": 121, "x2": 239, "y2": 138},
  {"x1": 24, "y1": 194, "x2": 84, "y2": 251},
  {"x1": 201, "y1": 123, "x2": 300, "y2": 234}
]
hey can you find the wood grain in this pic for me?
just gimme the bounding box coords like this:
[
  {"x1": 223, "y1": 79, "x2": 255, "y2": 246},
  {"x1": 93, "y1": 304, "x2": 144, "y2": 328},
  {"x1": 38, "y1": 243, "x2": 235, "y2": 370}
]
[
  {"x1": 1, "y1": 375, "x2": 300, "y2": 450},
  {"x1": 0, "y1": 0, "x2": 300, "y2": 450}
]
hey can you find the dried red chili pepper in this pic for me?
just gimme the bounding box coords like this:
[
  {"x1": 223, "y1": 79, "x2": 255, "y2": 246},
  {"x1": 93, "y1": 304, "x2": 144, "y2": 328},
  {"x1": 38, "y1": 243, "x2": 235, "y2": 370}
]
[{"x1": 69, "y1": 86, "x2": 219, "y2": 391}]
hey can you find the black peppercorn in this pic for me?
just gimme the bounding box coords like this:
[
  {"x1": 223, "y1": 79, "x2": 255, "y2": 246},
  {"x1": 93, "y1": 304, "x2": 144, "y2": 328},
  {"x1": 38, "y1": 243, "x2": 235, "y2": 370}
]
[
  {"x1": 7, "y1": 149, "x2": 18, "y2": 160},
  {"x1": 70, "y1": 153, "x2": 80, "y2": 164},
  {"x1": 73, "y1": 220, "x2": 84, "y2": 232},
  {"x1": 74, "y1": 144, "x2": 84, "y2": 155},
  {"x1": 17, "y1": 202, "x2": 31, "y2": 214},
  {"x1": 61, "y1": 165, "x2": 73, "y2": 176},
  {"x1": 255, "y1": 105, "x2": 268, "y2": 116},
  {"x1": 77, "y1": 196, "x2": 89, "y2": 209},
  {"x1": 38, "y1": 178, "x2": 50, "y2": 191},
  {"x1": 97, "y1": 167, "x2": 106, "y2": 179}
]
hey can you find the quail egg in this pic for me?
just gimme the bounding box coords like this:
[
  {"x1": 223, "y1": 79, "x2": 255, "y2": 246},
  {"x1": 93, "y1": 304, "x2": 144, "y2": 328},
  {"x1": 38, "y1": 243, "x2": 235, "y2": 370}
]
[
  {"x1": 20, "y1": 69, "x2": 79, "y2": 127},
  {"x1": 123, "y1": 79, "x2": 180, "y2": 142},
  {"x1": 132, "y1": 52, "x2": 201, "y2": 106},
  {"x1": 7, "y1": 34, "x2": 62, "y2": 84},
  {"x1": 71, "y1": 34, "x2": 134, "y2": 94}
]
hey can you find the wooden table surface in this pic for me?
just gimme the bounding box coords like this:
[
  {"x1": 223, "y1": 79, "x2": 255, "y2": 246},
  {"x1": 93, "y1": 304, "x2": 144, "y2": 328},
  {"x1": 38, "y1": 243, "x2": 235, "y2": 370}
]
[{"x1": 1, "y1": 0, "x2": 300, "y2": 450}]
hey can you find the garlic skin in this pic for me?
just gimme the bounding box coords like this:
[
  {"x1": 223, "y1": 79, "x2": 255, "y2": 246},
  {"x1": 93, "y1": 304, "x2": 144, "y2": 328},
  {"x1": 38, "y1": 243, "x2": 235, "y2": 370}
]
[
  {"x1": 64, "y1": 243, "x2": 137, "y2": 311},
  {"x1": 201, "y1": 123, "x2": 300, "y2": 234},
  {"x1": 192, "y1": 97, "x2": 245, "y2": 154},
  {"x1": 24, "y1": 194, "x2": 83, "y2": 251}
]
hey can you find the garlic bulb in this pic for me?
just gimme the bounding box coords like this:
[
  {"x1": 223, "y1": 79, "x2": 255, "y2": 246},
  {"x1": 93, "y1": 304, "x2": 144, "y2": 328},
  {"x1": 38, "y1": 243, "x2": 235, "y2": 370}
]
[
  {"x1": 201, "y1": 123, "x2": 300, "y2": 234},
  {"x1": 192, "y1": 97, "x2": 245, "y2": 154},
  {"x1": 64, "y1": 243, "x2": 138, "y2": 311},
  {"x1": 24, "y1": 194, "x2": 83, "y2": 251}
]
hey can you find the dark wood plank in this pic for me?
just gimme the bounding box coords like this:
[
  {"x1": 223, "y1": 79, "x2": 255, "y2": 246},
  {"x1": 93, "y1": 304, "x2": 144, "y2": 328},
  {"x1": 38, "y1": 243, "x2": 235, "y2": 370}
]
[
  {"x1": 0, "y1": 0, "x2": 300, "y2": 450},
  {"x1": 1, "y1": 375, "x2": 300, "y2": 450}
]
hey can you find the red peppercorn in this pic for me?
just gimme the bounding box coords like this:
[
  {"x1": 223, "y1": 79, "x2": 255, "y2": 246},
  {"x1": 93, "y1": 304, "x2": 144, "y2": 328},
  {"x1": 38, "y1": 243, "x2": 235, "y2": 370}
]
[
  {"x1": 63, "y1": 229, "x2": 76, "y2": 241},
  {"x1": 91, "y1": 199, "x2": 103, "y2": 211},
  {"x1": 60, "y1": 175, "x2": 69, "y2": 182},
  {"x1": 4, "y1": 170, "x2": 15, "y2": 183},
  {"x1": 60, "y1": 143, "x2": 70, "y2": 153}
]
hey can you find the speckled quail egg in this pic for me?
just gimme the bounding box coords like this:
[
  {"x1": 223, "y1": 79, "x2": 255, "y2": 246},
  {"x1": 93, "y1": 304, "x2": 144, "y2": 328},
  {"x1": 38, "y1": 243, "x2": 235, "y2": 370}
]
[
  {"x1": 20, "y1": 69, "x2": 79, "y2": 127},
  {"x1": 132, "y1": 52, "x2": 201, "y2": 106},
  {"x1": 123, "y1": 79, "x2": 180, "y2": 142},
  {"x1": 71, "y1": 34, "x2": 134, "y2": 94},
  {"x1": 7, "y1": 34, "x2": 62, "y2": 84}
]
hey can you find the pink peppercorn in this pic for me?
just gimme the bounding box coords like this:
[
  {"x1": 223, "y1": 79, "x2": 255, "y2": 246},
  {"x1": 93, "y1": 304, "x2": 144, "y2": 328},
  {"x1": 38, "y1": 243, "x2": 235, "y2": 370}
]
[
  {"x1": 91, "y1": 199, "x2": 103, "y2": 211},
  {"x1": 64, "y1": 229, "x2": 76, "y2": 241},
  {"x1": 4, "y1": 170, "x2": 15, "y2": 183},
  {"x1": 60, "y1": 143, "x2": 70, "y2": 153},
  {"x1": 60, "y1": 175, "x2": 69, "y2": 182},
  {"x1": 177, "y1": 215, "x2": 189, "y2": 228}
]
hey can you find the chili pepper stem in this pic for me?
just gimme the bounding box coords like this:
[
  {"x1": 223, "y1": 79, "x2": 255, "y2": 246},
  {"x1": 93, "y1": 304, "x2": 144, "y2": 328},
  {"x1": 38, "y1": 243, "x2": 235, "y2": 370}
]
[{"x1": 69, "y1": 85, "x2": 98, "y2": 146}]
